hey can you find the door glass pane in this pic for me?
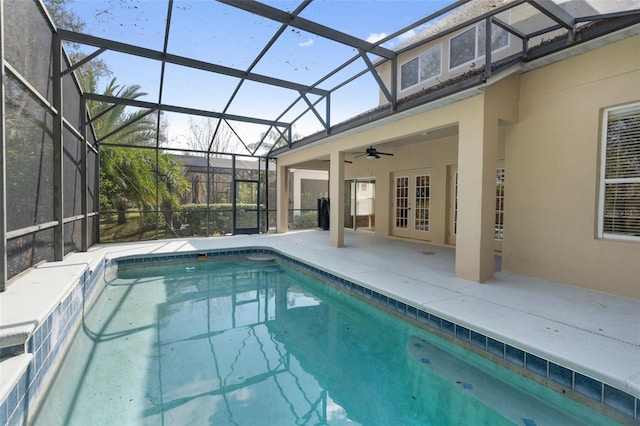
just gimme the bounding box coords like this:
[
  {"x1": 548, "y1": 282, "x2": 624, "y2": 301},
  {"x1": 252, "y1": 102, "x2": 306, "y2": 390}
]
[
  {"x1": 414, "y1": 174, "x2": 430, "y2": 232},
  {"x1": 395, "y1": 176, "x2": 409, "y2": 229},
  {"x1": 356, "y1": 180, "x2": 375, "y2": 231}
]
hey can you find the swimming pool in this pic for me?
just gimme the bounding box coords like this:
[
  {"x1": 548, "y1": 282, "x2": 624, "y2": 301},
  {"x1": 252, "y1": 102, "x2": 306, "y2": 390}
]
[{"x1": 27, "y1": 256, "x2": 618, "y2": 425}]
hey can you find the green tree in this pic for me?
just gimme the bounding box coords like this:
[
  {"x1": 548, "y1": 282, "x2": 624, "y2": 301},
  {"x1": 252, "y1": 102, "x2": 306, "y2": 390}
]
[
  {"x1": 82, "y1": 71, "x2": 188, "y2": 225},
  {"x1": 45, "y1": 0, "x2": 188, "y2": 230},
  {"x1": 44, "y1": 0, "x2": 111, "y2": 80}
]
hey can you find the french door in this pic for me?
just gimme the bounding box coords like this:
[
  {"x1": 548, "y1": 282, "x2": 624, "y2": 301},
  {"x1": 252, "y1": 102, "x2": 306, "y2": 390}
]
[{"x1": 392, "y1": 170, "x2": 430, "y2": 240}]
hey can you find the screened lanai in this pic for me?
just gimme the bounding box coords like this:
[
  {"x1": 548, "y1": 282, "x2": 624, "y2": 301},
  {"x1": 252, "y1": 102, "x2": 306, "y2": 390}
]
[{"x1": 2, "y1": 0, "x2": 640, "y2": 290}]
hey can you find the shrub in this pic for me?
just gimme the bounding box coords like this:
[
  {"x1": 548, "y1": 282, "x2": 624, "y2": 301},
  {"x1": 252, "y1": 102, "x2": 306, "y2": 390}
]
[
  {"x1": 294, "y1": 211, "x2": 318, "y2": 229},
  {"x1": 177, "y1": 203, "x2": 265, "y2": 235}
]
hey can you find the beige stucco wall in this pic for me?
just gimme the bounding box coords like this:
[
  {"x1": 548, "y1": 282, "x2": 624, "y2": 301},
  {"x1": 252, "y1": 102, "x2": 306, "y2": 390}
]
[
  {"x1": 502, "y1": 35, "x2": 640, "y2": 298},
  {"x1": 344, "y1": 133, "x2": 459, "y2": 244},
  {"x1": 277, "y1": 34, "x2": 640, "y2": 297},
  {"x1": 277, "y1": 90, "x2": 511, "y2": 281}
]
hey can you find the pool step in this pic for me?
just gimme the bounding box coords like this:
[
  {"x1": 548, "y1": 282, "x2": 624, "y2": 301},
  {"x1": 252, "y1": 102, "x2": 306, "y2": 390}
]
[
  {"x1": 407, "y1": 335, "x2": 612, "y2": 426},
  {"x1": 0, "y1": 330, "x2": 28, "y2": 360},
  {"x1": 0, "y1": 352, "x2": 33, "y2": 404}
]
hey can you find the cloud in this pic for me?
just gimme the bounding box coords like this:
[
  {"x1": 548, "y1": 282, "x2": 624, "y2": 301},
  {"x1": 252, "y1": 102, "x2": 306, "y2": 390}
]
[
  {"x1": 298, "y1": 38, "x2": 314, "y2": 47},
  {"x1": 373, "y1": 29, "x2": 418, "y2": 49},
  {"x1": 398, "y1": 29, "x2": 417, "y2": 43},
  {"x1": 366, "y1": 32, "x2": 388, "y2": 43}
]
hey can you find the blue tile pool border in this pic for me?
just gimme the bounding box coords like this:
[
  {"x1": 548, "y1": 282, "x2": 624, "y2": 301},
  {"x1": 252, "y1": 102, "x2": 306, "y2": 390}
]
[
  {"x1": 1, "y1": 258, "x2": 108, "y2": 426},
  {"x1": 112, "y1": 247, "x2": 640, "y2": 420},
  {"x1": 115, "y1": 247, "x2": 639, "y2": 422},
  {"x1": 2, "y1": 247, "x2": 637, "y2": 425}
]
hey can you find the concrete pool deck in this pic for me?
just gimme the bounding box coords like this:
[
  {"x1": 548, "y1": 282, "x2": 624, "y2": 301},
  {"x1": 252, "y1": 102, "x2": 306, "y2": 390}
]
[{"x1": 1, "y1": 230, "x2": 639, "y2": 422}]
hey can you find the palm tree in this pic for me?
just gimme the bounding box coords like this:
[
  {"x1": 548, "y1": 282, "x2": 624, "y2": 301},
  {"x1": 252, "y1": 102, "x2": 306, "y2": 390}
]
[{"x1": 81, "y1": 71, "x2": 188, "y2": 226}]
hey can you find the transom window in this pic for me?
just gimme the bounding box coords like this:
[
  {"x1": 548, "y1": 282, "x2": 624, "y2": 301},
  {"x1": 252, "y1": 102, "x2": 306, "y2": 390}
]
[
  {"x1": 400, "y1": 44, "x2": 442, "y2": 90},
  {"x1": 599, "y1": 102, "x2": 640, "y2": 240},
  {"x1": 449, "y1": 21, "x2": 508, "y2": 70}
]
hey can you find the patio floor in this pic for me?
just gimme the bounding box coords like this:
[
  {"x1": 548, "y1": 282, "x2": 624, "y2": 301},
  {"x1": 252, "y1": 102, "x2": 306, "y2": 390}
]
[{"x1": 2, "y1": 230, "x2": 639, "y2": 420}]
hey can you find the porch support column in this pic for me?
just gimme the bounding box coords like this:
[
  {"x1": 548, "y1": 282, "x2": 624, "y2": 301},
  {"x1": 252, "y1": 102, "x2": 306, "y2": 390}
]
[
  {"x1": 455, "y1": 95, "x2": 497, "y2": 282},
  {"x1": 276, "y1": 163, "x2": 289, "y2": 233},
  {"x1": 329, "y1": 150, "x2": 344, "y2": 247}
]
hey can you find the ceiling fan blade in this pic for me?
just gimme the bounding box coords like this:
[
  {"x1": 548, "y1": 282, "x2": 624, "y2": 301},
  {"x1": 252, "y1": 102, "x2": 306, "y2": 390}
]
[{"x1": 377, "y1": 151, "x2": 393, "y2": 156}]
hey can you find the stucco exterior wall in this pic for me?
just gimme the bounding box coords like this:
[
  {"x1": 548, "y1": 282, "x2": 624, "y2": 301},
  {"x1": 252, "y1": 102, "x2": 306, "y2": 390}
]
[
  {"x1": 276, "y1": 34, "x2": 640, "y2": 297},
  {"x1": 344, "y1": 134, "x2": 459, "y2": 244},
  {"x1": 502, "y1": 35, "x2": 640, "y2": 298}
]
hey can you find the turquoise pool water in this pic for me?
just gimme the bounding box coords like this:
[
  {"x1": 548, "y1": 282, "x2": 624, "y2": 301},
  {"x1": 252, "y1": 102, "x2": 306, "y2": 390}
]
[{"x1": 29, "y1": 258, "x2": 617, "y2": 425}]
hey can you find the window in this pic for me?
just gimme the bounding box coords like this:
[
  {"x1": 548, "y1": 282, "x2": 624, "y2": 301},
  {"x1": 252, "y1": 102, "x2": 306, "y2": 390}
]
[
  {"x1": 599, "y1": 103, "x2": 640, "y2": 240},
  {"x1": 400, "y1": 57, "x2": 419, "y2": 90},
  {"x1": 450, "y1": 22, "x2": 508, "y2": 70},
  {"x1": 419, "y1": 45, "x2": 442, "y2": 83},
  {"x1": 400, "y1": 45, "x2": 442, "y2": 90},
  {"x1": 450, "y1": 28, "x2": 476, "y2": 69},
  {"x1": 477, "y1": 20, "x2": 509, "y2": 57}
]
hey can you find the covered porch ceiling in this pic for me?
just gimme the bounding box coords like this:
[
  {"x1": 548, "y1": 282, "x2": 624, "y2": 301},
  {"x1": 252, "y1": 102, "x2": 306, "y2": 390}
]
[
  {"x1": 55, "y1": 0, "x2": 640, "y2": 158},
  {"x1": 289, "y1": 124, "x2": 459, "y2": 170}
]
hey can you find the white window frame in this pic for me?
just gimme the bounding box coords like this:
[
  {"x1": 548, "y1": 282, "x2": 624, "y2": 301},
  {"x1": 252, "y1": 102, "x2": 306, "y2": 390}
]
[
  {"x1": 449, "y1": 22, "x2": 509, "y2": 71},
  {"x1": 400, "y1": 44, "x2": 442, "y2": 92},
  {"x1": 598, "y1": 102, "x2": 640, "y2": 241}
]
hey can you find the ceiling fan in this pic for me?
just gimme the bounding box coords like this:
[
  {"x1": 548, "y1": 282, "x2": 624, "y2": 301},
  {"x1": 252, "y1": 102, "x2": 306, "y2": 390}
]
[{"x1": 354, "y1": 146, "x2": 394, "y2": 160}]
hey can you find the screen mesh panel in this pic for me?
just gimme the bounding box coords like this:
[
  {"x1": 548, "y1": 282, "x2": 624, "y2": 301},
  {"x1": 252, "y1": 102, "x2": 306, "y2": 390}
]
[
  {"x1": 5, "y1": 75, "x2": 55, "y2": 231},
  {"x1": 63, "y1": 130, "x2": 82, "y2": 217},
  {"x1": 4, "y1": 0, "x2": 53, "y2": 104},
  {"x1": 7, "y1": 228, "x2": 55, "y2": 281}
]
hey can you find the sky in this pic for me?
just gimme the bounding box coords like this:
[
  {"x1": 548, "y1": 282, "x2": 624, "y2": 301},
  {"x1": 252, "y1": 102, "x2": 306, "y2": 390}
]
[{"x1": 62, "y1": 0, "x2": 453, "y2": 153}]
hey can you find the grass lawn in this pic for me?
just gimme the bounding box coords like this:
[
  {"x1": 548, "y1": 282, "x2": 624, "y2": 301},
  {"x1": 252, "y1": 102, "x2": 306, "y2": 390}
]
[{"x1": 99, "y1": 213, "x2": 189, "y2": 243}]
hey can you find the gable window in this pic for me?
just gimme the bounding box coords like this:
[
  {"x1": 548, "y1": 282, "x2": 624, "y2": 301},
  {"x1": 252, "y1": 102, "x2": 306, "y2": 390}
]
[
  {"x1": 419, "y1": 45, "x2": 442, "y2": 83},
  {"x1": 450, "y1": 22, "x2": 508, "y2": 70},
  {"x1": 599, "y1": 102, "x2": 640, "y2": 240},
  {"x1": 400, "y1": 45, "x2": 442, "y2": 90},
  {"x1": 450, "y1": 28, "x2": 476, "y2": 69},
  {"x1": 477, "y1": 20, "x2": 509, "y2": 57}
]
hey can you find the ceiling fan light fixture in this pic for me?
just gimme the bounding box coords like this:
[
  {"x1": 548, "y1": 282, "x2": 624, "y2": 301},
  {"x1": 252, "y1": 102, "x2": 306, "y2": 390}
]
[{"x1": 353, "y1": 146, "x2": 392, "y2": 160}]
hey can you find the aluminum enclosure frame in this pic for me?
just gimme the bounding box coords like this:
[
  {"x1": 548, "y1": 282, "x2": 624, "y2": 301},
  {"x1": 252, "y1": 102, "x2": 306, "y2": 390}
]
[{"x1": 2, "y1": 0, "x2": 640, "y2": 290}]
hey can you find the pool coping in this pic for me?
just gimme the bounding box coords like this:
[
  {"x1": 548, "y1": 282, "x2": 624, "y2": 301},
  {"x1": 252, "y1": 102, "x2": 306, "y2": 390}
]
[{"x1": 0, "y1": 236, "x2": 639, "y2": 424}]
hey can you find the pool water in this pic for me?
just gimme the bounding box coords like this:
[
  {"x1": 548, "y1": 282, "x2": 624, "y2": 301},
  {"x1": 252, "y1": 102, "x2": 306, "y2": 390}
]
[{"x1": 29, "y1": 259, "x2": 617, "y2": 425}]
